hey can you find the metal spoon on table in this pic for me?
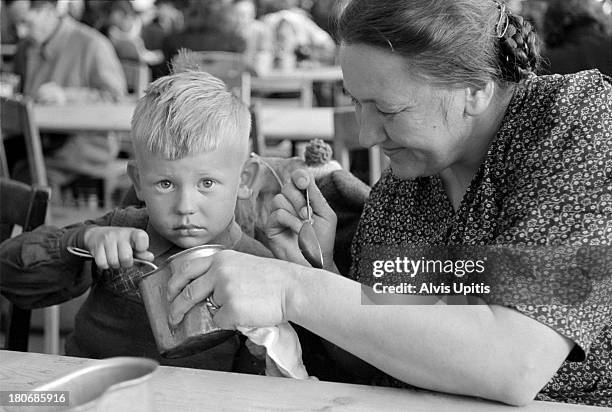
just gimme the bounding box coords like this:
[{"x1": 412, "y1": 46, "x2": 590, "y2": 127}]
[{"x1": 297, "y1": 188, "x2": 324, "y2": 269}]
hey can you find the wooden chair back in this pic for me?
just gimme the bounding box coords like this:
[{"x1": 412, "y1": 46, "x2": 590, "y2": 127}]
[
  {"x1": 121, "y1": 60, "x2": 151, "y2": 98},
  {"x1": 333, "y1": 107, "x2": 384, "y2": 186},
  {"x1": 249, "y1": 103, "x2": 265, "y2": 155},
  {"x1": 188, "y1": 51, "x2": 251, "y2": 105},
  {"x1": 0, "y1": 177, "x2": 51, "y2": 351},
  {"x1": 0, "y1": 96, "x2": 48, "y2": 186}
]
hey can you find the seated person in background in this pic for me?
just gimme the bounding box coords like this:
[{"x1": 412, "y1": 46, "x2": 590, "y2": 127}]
[
  {"x1": 161, "y1": 0, "x2": 246, "y2": 76},
  {"x1": 141, "y1": 0, "x2": 185, "y2": 80},
  {"x1": 230, "y1": 0, "x2": 274, "y2": 74},
  {"x1": 4, "y1": 0, "x2": 126, "y2": 199},
  {"x1": 107, "y1": 0, "x2": 164, "y2": 66},
  {"x1": 0, "y1": 51, "x2": 272, "y2": 371},
  {"x1": 540, "y1": 0, "x2": 612, "y2": 76},
  {"x1": 260, "y1": 0, "x2": 337, "y2": 67},
  {"x1": 1, "y1": 0, "x2": 19, "y2": 44}
]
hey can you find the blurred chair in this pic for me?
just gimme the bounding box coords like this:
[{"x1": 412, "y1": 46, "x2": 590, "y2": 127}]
[
  {"x1": 120, "y1": 59, "x2": 151, "y2": 98},
  {"x1": 249, "y1": 103, "x2": 265, "y2": 156},
  {"x1": 0, "y1": 177, "x2": 51, "y2": 351},
  {"x1": 188, "y1": 51, "x2": 252, "y2": 105},
  {"x1": 333, "y1": 107, "x2": 385, "y2": 186},
  {"x1": 1, "y1": 96, "x2": 128, "y2": 209},
  {"x1": 1, "y1": 96, "x2": 48, "y2": 187},
  {"x1": 251, "y1": 76, "x2": 313, "y2": 107}
]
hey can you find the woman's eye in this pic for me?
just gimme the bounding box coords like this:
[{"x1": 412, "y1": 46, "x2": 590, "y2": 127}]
[
  {"x1": 198, "y1": 179, "x2": 216, "y2": 190},
  {"x1": 350, "y1": 96, "x2": 362, "y2": 108},
  {"x1": 155, "y1": 180, "x2": 174, "y2": 191},
  {"x1": 376, "y1": 107, "x2": 398, "y2": 117}
]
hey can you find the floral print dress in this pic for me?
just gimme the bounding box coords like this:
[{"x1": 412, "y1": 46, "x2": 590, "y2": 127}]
[{"x1": 348, "y1": 70, "x2": 612, "y2": 406}]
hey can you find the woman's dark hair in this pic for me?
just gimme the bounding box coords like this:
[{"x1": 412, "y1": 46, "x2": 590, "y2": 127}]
[{"x1": 336, "y1": 0, "x2": 541, "y2": 87}]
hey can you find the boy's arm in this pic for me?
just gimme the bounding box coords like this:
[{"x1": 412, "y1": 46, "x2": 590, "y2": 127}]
[{"x1": 0, "y1": 212, "x2": 116, "y2": 309}]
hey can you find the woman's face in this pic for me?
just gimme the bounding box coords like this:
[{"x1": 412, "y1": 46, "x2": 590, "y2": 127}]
[{"x1": 339, "y1": 44, "x2": 473, "y2": 179}]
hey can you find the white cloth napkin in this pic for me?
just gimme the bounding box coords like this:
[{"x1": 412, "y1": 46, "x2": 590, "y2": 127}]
[{"x1": 238, "y1": 323, "x2": 311, "y2": 379}]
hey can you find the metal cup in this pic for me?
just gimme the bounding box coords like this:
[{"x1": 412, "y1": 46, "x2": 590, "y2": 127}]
[
  {"x1": 7, "y1": 357, "x2": 158, "y2": 412},
  {"x1": 138, "y1": 245, "x2": 235, "y2": 358}
]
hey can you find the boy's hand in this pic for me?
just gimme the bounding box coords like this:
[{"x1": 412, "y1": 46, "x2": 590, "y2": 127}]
[{"x1": 82, "y1": 227, "x2": 154, "y2": 269}]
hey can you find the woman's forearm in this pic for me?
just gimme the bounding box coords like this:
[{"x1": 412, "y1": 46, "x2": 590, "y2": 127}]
[{"x1": 286, "y1": 267, "x2": 573, "y2": 405}]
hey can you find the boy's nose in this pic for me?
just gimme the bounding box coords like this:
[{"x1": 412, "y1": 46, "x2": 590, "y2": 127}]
[{"x1": 175, "y1": 189, "x2": 197, "y2": 215}]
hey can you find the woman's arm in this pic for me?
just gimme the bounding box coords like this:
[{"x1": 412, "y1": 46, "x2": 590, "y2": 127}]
[
  {"x1": 167, "y1": 251, "x2": 572, "y2": 406},
  {"x1": 287, "y1": 267, "x2": 573, "y2": 406}
]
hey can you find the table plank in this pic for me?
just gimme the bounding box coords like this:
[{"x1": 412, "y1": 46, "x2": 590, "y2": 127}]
[
  {"x1": 0, "y1": 350, "x2": 602, "y2": 412},
  {"x1": 254, "y1": 66, "x2": 343, "y2": 83},
  {"x1": 33, "y1": 104, "x2": 333, "y2": 141}
]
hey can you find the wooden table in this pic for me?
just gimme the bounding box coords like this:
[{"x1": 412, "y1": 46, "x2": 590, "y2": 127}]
[
  {"x1": 252, "y1": 66, "x2": 343, "y2": 107},
  {"x1": 33, "y1": 104, "x2": 334, "y2": 141},
  {"x1": 0, "y1": 350, "x2": 601, "y2": 412}
]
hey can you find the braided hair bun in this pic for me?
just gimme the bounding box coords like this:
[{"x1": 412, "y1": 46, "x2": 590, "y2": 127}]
[{"x1": 499, "y1": 13, "x2": 541, "y2": 82}]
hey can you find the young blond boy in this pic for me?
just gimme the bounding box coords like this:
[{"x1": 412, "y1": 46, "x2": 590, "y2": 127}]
[{"x1": 0, "y1": 61, "x2": 271, "y2": 370}]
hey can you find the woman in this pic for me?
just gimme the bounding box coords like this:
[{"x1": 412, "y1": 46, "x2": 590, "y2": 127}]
[{"x1": 166, "y1": 0, "x2": 611, "y2": 406}]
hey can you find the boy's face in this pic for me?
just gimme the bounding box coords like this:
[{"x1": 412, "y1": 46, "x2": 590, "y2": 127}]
[{"x1": 129, "y1": 141, "x2": 246, "y2": 249}]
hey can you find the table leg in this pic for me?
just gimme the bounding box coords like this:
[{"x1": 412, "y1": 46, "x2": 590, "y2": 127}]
[{"x1": 43, "y1": 305, "x2": 60, "y2": 354}]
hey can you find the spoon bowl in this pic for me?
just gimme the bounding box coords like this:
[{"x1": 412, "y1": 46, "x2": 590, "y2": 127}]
[{"x1": 297, "y1": 188, "x2": 324, "y2": 269}]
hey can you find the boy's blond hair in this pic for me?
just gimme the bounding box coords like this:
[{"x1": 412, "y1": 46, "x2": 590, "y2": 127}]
[{"x1": 131, "y1": 52, "x2": 251, "y2": 160}]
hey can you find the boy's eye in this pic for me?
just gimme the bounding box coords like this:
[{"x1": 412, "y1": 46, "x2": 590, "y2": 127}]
[
  {"x1": 155, "y1": 180, "x2": 174, "y2": 191},
  {"x1": 198, "y1": 179, "x2": 216, "y2": 190},
  {"x1": 350, "y1": 96, "x2": 361, "y2": 109}
]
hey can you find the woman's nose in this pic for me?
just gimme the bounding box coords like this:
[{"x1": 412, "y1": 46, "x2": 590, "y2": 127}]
[
  {"x1": 175, "y1": 189, "x2": 197, "y2": 215},
  {"x1": 357, "y1": 105, "x2": 386, "y2": 148}
]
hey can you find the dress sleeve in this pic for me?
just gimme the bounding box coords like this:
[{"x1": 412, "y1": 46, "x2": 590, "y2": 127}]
[
  {"x1": 490, "y1": 72, "x2": 612, "y2": 360},
  {"x1": 0, "y1": 211, "x2": 116, "y2": 309}
]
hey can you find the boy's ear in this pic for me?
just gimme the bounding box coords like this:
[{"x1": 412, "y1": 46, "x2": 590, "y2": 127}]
[
  {"x1": 238, "y1": 160, "x2": 260, "y2": 200},
  {"x1": 127, "y1": 160, "x2": 144, "y2": 200}
]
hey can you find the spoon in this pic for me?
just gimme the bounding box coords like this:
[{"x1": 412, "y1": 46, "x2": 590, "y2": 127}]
[
  {"x1": 66, "y1": 246, "x2": 159, "y2": 274},
  {"x1": 297, "y1": 188, "x2": 324, "y2": 269}
]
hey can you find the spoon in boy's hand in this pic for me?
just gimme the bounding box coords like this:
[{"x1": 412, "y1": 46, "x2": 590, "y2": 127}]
[
  {"x1": 66, "y1": 246, "x2": 158, "y2": 271},
  {"x1": 297, "y1": 188, "x2": 324, "y2": 269}
]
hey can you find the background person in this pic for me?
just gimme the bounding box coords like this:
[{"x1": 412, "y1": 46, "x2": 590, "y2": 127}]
[
  {"x1": 4, "y1": 0, "x2": 126, "y2": 200},
  {"x1": 540, "y1": 0, "x2": 612, "y2": 76},
  {"x1": 166, "y1": 0, "x2": 612, "y2": 406}
]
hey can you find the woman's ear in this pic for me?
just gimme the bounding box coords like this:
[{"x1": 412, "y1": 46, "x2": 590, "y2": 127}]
[
  {"x1": 127, "y1": 160, "x2": 144, "y2": 201},
  {"x1": 464, "y1": 81, "x2": 495, "y2": 116},
  {"x1": 238, "y1": 160, "x2": 259, "y2": 200}
]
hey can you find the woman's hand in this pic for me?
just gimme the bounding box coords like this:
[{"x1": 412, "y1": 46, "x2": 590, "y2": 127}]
[
  {"x1": 82, "y1": 226, "x2": 154, "y2": 269},
  {"x1": 166, "y1": 250, "x2": 299, "y2": 329},
  {"x1": 265, "y1": 169, "x2": 337, "y2": 269}
]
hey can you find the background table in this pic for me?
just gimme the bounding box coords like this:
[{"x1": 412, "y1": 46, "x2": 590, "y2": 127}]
[
  {"x1": 0, "y1": 350, "x2": 601, "y2": 412},
  {"x1": 33, "y1": 104, "x2": 334, "y2": 141},
  {"x1": 252, "y1": 66, "x2": 343, "y2": 107}
]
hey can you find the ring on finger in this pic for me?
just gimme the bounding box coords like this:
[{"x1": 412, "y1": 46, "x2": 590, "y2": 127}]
[{"x1": 205, "y1": 295, "x2": 221, "y2": 311}]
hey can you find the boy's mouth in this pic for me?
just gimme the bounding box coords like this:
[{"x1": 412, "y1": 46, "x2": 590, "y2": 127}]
[{"x1": 173, "y1": 224, "x2": 206, "y2": 236}]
